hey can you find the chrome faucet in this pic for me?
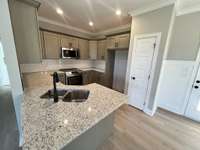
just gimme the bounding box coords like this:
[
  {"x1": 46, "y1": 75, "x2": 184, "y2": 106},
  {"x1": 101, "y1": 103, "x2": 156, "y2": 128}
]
[{"x1": 53, "y1": 72, "x2": 59, "y2": 102}]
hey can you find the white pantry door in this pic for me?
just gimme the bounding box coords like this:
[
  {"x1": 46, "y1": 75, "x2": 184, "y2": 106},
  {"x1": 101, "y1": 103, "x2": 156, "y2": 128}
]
[
  {"x1": 128, "y1": 36, "x2": 157, "y2": 110},
  {"x1": 185, "y1": 66, "x2": 200, "y2": 122}
]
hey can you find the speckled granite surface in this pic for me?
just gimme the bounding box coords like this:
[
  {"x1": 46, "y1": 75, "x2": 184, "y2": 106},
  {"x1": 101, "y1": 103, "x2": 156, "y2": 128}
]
[{"x1": 22, "y1": 83, "x2": 126, "y2": 150}]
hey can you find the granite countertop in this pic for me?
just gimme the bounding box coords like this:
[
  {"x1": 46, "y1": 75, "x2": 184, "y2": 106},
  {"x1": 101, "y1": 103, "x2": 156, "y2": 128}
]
[
  {"x1": 22, "y1": 83, "x2": 127, "y2": 149},
  {"x1": 80, "y1": 67, "x2": 105, "y2": 73}
]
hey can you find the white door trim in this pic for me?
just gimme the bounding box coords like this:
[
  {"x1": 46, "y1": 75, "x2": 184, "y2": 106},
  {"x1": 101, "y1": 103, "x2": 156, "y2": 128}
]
[
  {"x1": 130, "y1": 33, "x2": 161, "y2": 116},
  {"x1": 184, "y1": 47, "x2": 200, "y2": 115}
]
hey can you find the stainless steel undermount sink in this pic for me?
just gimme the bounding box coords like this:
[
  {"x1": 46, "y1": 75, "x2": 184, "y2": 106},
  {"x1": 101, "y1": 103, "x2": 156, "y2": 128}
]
[
  {"x1": 63, "y1": 89, "x2": 90, "y2": 102},
  {"x1": 40, "y1": 89, "x2": 68, "y2": 99},
  {"x1": 40, "y1": 89, "x2": 90, "y2": 102}
]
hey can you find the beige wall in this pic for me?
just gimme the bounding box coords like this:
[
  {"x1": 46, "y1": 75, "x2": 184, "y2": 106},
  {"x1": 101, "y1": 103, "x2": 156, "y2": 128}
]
[
  {"x1": 9, "y1": 0, "x2": 41, "y2": 64},
  {"x1": 167, "y1": 12, "x2": 200, "y2": 60},
  {"x1": 126, "y1": 5, "x2": 174, "y2": 110}
]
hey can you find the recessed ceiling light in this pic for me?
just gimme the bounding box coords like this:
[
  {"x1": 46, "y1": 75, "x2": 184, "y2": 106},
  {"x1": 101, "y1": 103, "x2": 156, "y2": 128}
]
[
  {"x1": 116, "y1": 9, "x2": 122, "y2": 16},
  {"x1": 89, "y1": 21, "x2": 94, "y2": 26},
  {"x1": 56, "y1": 8, "x2": 63, "y2": 15}
]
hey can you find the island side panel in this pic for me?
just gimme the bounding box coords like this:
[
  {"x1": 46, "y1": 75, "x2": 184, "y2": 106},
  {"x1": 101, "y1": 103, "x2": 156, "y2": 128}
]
[{"x1": 62, "y1": 112, "x2": 115, "y2": 150}]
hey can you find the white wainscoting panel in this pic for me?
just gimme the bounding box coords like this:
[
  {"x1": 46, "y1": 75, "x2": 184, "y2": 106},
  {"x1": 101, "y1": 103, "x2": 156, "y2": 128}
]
[{"x1": 156, "y1": 60, "x2": 194, "y2": 115}]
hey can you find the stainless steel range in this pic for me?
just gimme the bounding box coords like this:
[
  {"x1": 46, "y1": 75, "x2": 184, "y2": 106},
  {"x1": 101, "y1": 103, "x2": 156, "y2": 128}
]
[{"x1": 58, "y1": 68, "x2": 83, "y2": 85}]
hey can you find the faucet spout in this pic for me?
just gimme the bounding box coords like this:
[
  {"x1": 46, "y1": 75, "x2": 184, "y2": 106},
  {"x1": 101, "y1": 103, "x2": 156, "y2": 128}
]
[{"x1": 53, "y1": 72, "x2": 59, "y2": 102}]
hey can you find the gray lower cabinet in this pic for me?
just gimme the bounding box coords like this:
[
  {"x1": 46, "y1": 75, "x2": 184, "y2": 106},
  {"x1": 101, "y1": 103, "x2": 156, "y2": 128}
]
[
  {"x1": 82, "y1": 70, "x2": 105, "y2": 86},
  {"x1": 62, "y1": 113, "x2": 114, "y2": 150}
]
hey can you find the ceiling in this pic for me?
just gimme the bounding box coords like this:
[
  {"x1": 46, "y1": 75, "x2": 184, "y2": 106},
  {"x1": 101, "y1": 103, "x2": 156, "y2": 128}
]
[{"x1": 37, "y1": 0, "x2": 170, "y2": 33}]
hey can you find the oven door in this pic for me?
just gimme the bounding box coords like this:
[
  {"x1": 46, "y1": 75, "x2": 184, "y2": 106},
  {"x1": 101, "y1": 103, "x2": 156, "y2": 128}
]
[{"x1": 67, "y1": 75, "x2": 83, "y2": 85}]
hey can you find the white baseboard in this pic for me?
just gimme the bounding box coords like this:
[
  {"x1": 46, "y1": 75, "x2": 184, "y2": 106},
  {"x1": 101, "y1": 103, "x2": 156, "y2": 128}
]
[
  {"x1": 19, "y1": 133, "x2": 24, "y2": 147},
  {"x1": 143, "y1": 107, "x2": 155, "y2": 117}
]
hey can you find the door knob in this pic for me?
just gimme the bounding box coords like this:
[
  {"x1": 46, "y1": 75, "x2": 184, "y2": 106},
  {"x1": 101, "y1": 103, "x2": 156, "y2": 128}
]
[
  {"x1": 196, "y1": 80, "x2": 200, "y2": 84},
  {"x1": 194, "y1": 85, "x2": 199, "y2": 89},
  {"x1": 131, "y1": 77, "x2": 136, "y2": 80}
]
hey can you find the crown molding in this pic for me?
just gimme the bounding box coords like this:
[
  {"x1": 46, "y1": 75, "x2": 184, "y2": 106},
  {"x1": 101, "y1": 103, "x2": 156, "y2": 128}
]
[
  {"x1": 38, "y1": 16, "x2": 131, "y2": 37},
  {"x1": 17, "y1": 0, "x2": 41, "y2": 8},
  {"x1": 95, "y1": 24, "x2": 131, "y2": 36},
  {"x1": 176, "y1": 3, "x2": 200, "y2": 16},
  {"x1": 129, "y1": 0, "x2": 176, "y2": 16},
  {"x1": 38, "y1": 16, "x2": 94, "y2": 35}
]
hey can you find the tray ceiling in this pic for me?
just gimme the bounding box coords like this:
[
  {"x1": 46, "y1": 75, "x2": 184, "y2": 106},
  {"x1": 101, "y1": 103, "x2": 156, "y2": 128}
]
[{"x1": 38, "y1": 0, "x2": 171, "y2": 33}]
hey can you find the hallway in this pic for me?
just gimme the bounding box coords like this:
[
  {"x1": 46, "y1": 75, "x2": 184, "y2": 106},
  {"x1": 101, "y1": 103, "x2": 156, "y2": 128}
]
[{"x1": 0, "y1": 86, "x2": 20, "y2": 150}]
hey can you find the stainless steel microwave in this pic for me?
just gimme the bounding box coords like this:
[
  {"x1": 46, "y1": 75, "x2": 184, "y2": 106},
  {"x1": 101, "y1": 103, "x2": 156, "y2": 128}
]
[{"x1": 61, "y1": 48, "x2": 80, "y2": 59}]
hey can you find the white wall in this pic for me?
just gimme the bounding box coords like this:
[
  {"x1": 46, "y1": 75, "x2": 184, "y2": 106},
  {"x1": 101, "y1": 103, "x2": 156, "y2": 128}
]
[
  {"x1": 0, "y1": 0, "x2": 24, "y2": 146},
  {"x1": 20, "y1": 59, "x2": 106, "y2": 73},
  {"x1": 0, "y1": 42, "x2": 9, "y2": 86},
  {"x1": 20, "y1": 59, "x2": 94, "y2": 73}
]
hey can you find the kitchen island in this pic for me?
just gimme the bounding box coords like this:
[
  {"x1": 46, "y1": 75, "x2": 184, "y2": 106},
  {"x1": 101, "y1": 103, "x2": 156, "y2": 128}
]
[{"x1": 22, "y1": 83, "x2": 126, "y2": 150}]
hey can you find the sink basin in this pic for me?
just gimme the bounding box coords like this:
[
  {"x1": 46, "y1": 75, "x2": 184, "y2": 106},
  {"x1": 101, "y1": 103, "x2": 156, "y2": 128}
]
[
  {"x1": 40, "y1": 89, "x2": 90, "y2": 102},
  {"x1": 40, "y1": 89, "x2": 68, "y2": 99},
  {"x1": 63, "y1": 89, "x2": 90, "y2": 102}
]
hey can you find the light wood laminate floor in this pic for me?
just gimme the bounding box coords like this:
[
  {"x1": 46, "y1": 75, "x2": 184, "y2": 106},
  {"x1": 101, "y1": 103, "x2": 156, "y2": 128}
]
[
  {"x1": 1, "y1": 80, "x2": 200, "y2": 150},
  {"x1": 99, "y1": 105, "x2": 200, "y2": 150}
]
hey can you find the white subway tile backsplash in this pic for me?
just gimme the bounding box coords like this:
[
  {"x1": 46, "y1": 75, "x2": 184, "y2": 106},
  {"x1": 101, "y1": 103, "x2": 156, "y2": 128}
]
[{"x1": 20, "y1": 59, "x2": 106, "y2": 73}]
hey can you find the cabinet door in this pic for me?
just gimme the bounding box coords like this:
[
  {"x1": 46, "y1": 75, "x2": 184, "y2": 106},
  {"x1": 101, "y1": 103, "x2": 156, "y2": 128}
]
[
  {"x1": 97, "y1": 40, "x2": 106, "y2": 60},
  {"x1": 71, "y1": 37, "x2": 79, "y2": 48},
  {"x1": 61, "y1": 36, "x2": 78, "y2": 48},
  {"x1": 118, "y1": 34, "x2": 130, "y2": 48},
  {"x1": 43, "y1": 32, "x2": 61, "y2": 59},
  {"x1": 40, "y1": 31, "x2": 45, "y2": 59},
  {"x1": 78, "y1": 39, "x2": 89, "y2": 59},
  {"x1": 61, "y1": 35, "x2": 71, "y2": 48},
  {"x1": 89, "y1": 41, "x2": 97, "y2": 59},
  {"x1": 82, "y1": 71, "x2": 89, "y2": 85},
  {"x1": 106, "y1": 37, "x2": 116, "y2": 49}
]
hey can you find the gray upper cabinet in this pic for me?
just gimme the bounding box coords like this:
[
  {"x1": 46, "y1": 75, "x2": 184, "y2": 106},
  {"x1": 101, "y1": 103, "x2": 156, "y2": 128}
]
[
  {"x1": 40, "y1": 31, "x2": 45, "y2": 59},
  {"x1": 97, "y1": 40, "x2": 107, "y2": 60},
  {"x1": 117, "y1": 34, "x2": 130, "y2": 48},
  {"x1": 9, "y1": 0, "x2": 41, "y2": 64},
  {"x1": 78, "y1": 39, "x2": 89, "y2": 59},
  {"x1": 106, "y1": 33, "x2": 130, "y2": 49},
  {"x1": 40, "y1": 30, "x2": 130, "y2": 60},
  {"x1": 43, "y1": 31, "x2": 61, "y2": 59},
  {"x1": 41, "y1": 30, "x2": 90, "y2": 60},
  {"x1": 107, "y1": 37, "x2": 117, "y2": 49},
  {"x1": 61, "y1": 35, "x2": 78, "y2": 48}
]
